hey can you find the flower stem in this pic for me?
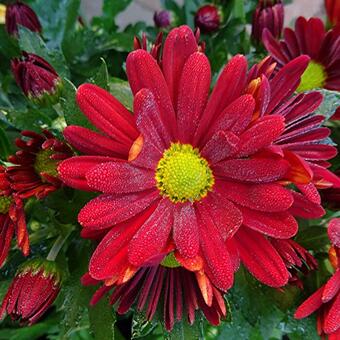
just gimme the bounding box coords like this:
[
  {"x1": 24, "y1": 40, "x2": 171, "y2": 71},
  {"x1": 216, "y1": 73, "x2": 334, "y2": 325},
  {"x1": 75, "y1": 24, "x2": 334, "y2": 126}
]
[{"x1": 46, "y1": 234, "x2": 67, "y2": 261}]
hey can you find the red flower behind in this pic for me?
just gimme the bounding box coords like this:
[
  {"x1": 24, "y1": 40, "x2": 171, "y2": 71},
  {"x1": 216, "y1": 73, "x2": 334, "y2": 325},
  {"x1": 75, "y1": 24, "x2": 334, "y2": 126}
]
[
  {"x1": 325, "y1": 0, "x2": 340, "y2": 27},
  {"x1": 0, "y1": 259, "x2": 61, "y2": 325},
  {"x1": 295, "y1": 218, "x2": 340, "y2": 338},
  {"x1": 7, "y1": 130, "x2": 73, "y2": 200},
  {"x1": 263, "y1": 17, "x2": 340, "y2": 92},
  {"x1": 0, "y1": 166, "x2": 28, "y2": 267},
  {"x1": 194, "y1": 5, "x2": 220, "y2": 34},
  {"x1": 82, "y1": 258, "x2": 227, "y2": 331}
]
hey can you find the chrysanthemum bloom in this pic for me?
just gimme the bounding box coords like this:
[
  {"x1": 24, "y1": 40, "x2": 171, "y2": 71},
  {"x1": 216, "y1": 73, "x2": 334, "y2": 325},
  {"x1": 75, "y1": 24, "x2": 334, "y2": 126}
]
[
  {"x1": 154, "y1": 10, "x2": 171, "y2": 28},
  {"x1": 194, "y1": 5, "x2": 220, "y2": 33},
  {"x1": 325, "y1": 0, "x2": 340, "y2": 27},
  {"x1": 251, "y1": 0, "x2": 284, "y2": 44},
  {"x1": 295, "y1": 218, "x2": 340, "y2": 338},
  {"x1": 0, "y1": 258, "x2": 61, "y2": 325},
  {"x1": 0, "y1": 166, "x2": 28, "y2": 267},
  {"x1": 59, "y1": 26, "x2": 331, "y2": 298},
  {"x1": 82, "y1": 255, "x2": 227, "y2": 331},
  {"x1": 7, "y1": 130, "x2": 73, "y2": 200},
  {"x1": 246, "y1": 56, "x2": 340, "y2": 203},
  {"x1": 263, "y1": 17, "x2": 340, "y2": 92},
  {"x1": 5, "y1": 1, "x2": 41, "y2": 36},
  {"x1": 270, "y1": 238, "x2": 317, "y2": 288},
  {"x1": 11, "y1": 52, "x2": 62, "y2": 105}
]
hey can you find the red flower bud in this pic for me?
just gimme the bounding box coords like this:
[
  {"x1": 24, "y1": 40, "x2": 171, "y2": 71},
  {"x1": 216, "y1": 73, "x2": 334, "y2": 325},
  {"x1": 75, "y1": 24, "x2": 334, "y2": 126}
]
[
  {"x1": 11, "y1": 52, "x2": 62, "y2": 105},
  {"x1": 194, "y1": 4, "x2": 220, "y2": 34},
  {"x1": 252, "y1": 0, "x2": 284, "y2": 43},
  {"x1": 153, "y1": 10, "x2": 171, "y2": 28},
  {"x1": 0, "y1": 259, "x2": 61, "y2": 325},
  {"x1": 5, "y1": 1, "x2": 41, "y2": 37},
  {"x1": 325, "y1": 0, "x2": 340, "y2": 26}
]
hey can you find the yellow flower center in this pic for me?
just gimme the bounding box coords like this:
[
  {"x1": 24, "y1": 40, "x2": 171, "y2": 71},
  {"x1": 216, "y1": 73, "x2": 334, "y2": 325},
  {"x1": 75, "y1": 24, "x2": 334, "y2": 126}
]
[
  {"x1": 34, "y1": 149, "x2": 58, "y2": 178},
  {"x1": 0, "y1": 196, "x2": 12, "y2": 214},
  {"x1": 296, "y1": 61, "x2": 327, "y2": 92},
  {"x1": 161, "y1": 252, "x2": 181, "y2": 268},
  {"x1": 155, "y1": 143, "x2": 214, "y2": 203}
]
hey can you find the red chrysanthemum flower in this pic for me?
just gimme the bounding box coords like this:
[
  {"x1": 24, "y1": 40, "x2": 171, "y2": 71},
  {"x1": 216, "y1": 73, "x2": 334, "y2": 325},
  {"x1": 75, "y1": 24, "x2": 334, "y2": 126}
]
[
  {"x1": 0, "y1": 258, "x2": 61, "y2": 325},
  {"x1": 7, "y1": 130, "x2": 73, "y2": 200},
  {"x1": 58, "y1": 26, "x2": 332, "y2": 297},
  {"x1": 82, "y1": 255, "x2": 227, "y2": 331},
  {"x1": 295, "y1": 218, "x2": 340, "y2": 338},
  {"x1": 246, "y1": 56, "x2": 340, "y2": 203},
  {"x1": 263, "y1": 17, "x2": 340, "y2": 92},
  {"x1": 0, "y1": 165, "x2": 28, "y2": 267}
]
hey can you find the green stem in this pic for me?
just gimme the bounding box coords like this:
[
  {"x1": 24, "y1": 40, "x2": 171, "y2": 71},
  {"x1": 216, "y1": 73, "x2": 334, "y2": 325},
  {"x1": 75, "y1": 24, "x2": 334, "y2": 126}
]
[{"x1": 46, "y1": 234, "x2": 68, "y2": 261}]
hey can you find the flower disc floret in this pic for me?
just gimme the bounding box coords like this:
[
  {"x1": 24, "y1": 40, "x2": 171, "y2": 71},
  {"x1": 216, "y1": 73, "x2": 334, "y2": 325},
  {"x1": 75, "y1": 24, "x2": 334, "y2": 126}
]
[
  {"x1": 155, "y1": 143, "x2": 214, "y2": 203},
  {"x1": 0, "y1": 196, "x2": 12, "y2": 214},
  {"x1": 34, "y1": 149, "x2": 58, "y2": 178},
  {"x1": 297, "y1": 61, "x2": 326, "y2": 92}
]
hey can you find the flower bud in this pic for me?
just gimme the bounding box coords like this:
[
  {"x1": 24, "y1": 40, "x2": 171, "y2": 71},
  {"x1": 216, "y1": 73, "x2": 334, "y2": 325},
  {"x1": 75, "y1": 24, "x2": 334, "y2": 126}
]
[
  {"x1": 194, "y1": 4, "x2": 220, "y2": 34},
  {"x1": 0, "y1": 259, "x2": 61, "y2": 325},
  {"x1": 153, "y1": 10, "x2": 171, "y2": 28},
  {"x1": 5, "y1": 1, "x2": 41, "y2": 37},
  {"x1": 252, "y1": 0, "x2": 284, "y2": 43},
  {"x1": 11, "y1": 52, "x2": 62, "y2": 105},
  {"x1": 325, "y1": 0, "x2": 340, "y2": 26}
]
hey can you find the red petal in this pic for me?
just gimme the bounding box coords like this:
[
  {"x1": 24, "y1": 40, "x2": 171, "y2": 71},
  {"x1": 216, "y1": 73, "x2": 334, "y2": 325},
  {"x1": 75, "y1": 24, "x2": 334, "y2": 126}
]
[
  {"x1": 197, "y1": 209, "x2": 234, "y2": 291},
  {"x1": 322, "y1": 270, "x2": 340, "y2": 303},
  {"x1": 195, "y1": 55, "x2": 248, "y2": 144},
  {"x1": 86, "y1": 161, "x2": 155, "y2": 194},
  {"x1": 236, "y1": 115, "x2": 285, "y2": 157},
  {"x1": 283, "y1": 150, "x2": 313, "y2": 184},
  {"x1": 263, "y1": 28, "x2": 291, "y2": 65},
  {"x1": 162, "y1": 25, "x2": 198, "y2": 106},
  {"x1": 201, "y1": 131, "x2": 239, "y2": 164},
  {"x1": 324, "y1": 292, "x2": 340, "y2": 334},
  {"x1": 76, "y1": 84, "x2": 138, "y2": 144},
  {"x1": 58, "y1": 156, "x2": 116, "y2": 191},
  {"x1": 328, "y1": 219, "x2": 340, "y2": 248},
  {"x1": 64, "y1": 125, "x2": 129, "y2": 158},
  {"x1": 235, "y1": 227, "x2": 289, "y2": 287},
  {"x1": 128, "y1": 199, "x2": 173, "y2": 266},
  {"x1": 296, "y1": 183, "x2": 321, "y2": 204},
  {"x1": 89, "y1": 206, "x2": 155, "y2": 280},
  {"x1": 289, "y1": 191, "x2": 325, "y2": 219},
  {"x1": 78, "y1": 191, "x2": 159, "y2": 229},
  {"x1": 177, "y1": 52, "x2": 211, "y2": 143},
  {"x1": 217, "y1": 180, "x2": 293, "y2": 212},
  {"x1": 267, "y1": 55, "x2": 310, "y2": 114},
  {"x1": 305, "y1": 18, "x2": 325, "y2": 59},
  {"x1": 134, "y1": 88, "x2": 171, "y2": 151},
  {"x1": 214, "y1": 158, "x2": 289, "y2": 183},
  {"x1": 295, "y1": 285, "x2": 325, "y2": 319},
  {"x1": 203, "y1": 94, "x2": 255, "y2": 145},
  {"x1": 241, "y1": 207, "x2": 298, "y2": 238},
  {"x1": 126, "y1": 49, "x2": 176, "y2": 137},
  {"x1": 173, "y1": 203, "x2": 199, "y2": 258}
]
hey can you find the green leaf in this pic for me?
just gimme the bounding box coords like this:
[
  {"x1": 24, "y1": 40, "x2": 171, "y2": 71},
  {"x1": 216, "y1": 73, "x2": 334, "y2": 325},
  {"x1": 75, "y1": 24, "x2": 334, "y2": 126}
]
[
  {"x1": 88, "y1": 296, "x2": 116, "y2": 340},
  {"x1": 18, "y1": 27, "x2": 69, "y2": 78},
  {"x1": 294, "y1": 225, "x2": 329, "y2": 251},
  {"x1": 164, "y1": 317, "x2": 204, "y2": 340},
  {"x1": 90, "y1": 58, "x2": 110, "y2": 91},
  {"x1": 0, "y1": 106, "x2": 54, "y2": 132},
  {"x1": 313, "y1": 89, "x2": 340, "y2": 120},
  {"x1": 0, "y1": 126, "x2": 11, "y2": 159},
  {"x1": 109, "y1": 77, "x2": 133, "y2": 110},
  {"x1": 60, "y1": 79, "x2": 92, "y2": 129},
  {"x1": 131, "y1": 312, "x2": 158, "y2": 339},
  {"x1": 32, "y1": 0, "x2": 80, "y2": 48}
]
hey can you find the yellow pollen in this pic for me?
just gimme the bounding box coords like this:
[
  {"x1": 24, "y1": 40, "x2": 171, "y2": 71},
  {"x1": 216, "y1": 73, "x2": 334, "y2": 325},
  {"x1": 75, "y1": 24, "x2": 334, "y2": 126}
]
[
  {"x1": 0, "y1": 196, "x2": 12, "y2": 214},
  {"x1": 34, "y1": 149, "x2": 58, "y2": 178},
  {"x1": 297, "y1": 61, "x2": 327, "y2": 92},
  {"x1": 155, "y1": 143, "x2": 214, "y2": 203}
]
